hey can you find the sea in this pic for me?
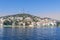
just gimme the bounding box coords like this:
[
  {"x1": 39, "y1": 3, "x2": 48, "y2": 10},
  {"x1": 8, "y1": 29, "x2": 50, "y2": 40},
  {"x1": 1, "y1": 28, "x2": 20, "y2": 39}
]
[{"x1": 0, "y1": 26, "x2": 60, "y2": 40}]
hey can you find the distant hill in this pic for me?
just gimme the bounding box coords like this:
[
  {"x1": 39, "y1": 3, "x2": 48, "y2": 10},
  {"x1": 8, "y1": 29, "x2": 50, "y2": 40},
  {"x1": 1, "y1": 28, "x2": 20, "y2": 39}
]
[
  {"x1": 0, "y1": 13, "x2": 59, "y2": 21},
  {"x1": 0, "y1": 13, "x2": 60, "y2": 26},
  {"x1": 0, "y1": 13, "x2": 40, "y2": 19}
]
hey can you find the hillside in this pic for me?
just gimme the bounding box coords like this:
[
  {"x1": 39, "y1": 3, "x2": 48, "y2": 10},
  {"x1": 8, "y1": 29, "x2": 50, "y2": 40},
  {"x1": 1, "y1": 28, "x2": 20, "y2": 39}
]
[
  {"x1": 0, "y1": 13, "x2": 40, "y2": 19},
  {"x1": 0, "y1": 13, "x2": 60, "y2": 26}
]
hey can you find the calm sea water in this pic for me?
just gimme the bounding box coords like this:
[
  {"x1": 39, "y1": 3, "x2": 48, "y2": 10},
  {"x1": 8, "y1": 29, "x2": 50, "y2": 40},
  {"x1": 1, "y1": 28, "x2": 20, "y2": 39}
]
[{"x1": 0, "y1": 26, "x2": 60, "y2": 40}]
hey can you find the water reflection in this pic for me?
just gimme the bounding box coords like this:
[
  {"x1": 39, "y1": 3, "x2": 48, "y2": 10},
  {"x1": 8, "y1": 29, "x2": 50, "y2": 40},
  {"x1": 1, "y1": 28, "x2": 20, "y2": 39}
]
[
  {"x1": 0, "y1": 26, "x2": 60, "y2": 40},
  {"x1": 3, "y1": 28, "x2": 13, "y2": 40},
  {"x1": 0, "y1": 28, "x2": 3, "y2": 40}
]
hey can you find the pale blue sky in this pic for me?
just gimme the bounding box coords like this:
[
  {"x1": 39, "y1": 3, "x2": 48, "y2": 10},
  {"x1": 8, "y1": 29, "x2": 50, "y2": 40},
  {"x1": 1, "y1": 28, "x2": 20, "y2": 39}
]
[{"x1": 0, "y1": 0, "x2": 60, "y2": 20}]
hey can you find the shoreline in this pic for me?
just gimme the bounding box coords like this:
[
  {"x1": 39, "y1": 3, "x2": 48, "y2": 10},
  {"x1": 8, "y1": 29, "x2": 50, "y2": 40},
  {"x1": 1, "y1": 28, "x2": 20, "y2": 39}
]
[{"x1": 0, "y1": 25, "x2": 58, "y2": 28}]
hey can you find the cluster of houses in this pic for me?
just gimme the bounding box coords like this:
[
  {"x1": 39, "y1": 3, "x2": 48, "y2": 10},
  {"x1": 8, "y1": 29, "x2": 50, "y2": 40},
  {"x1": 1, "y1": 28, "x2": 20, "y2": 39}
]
[{"x1": 0, "y1": 16, "x2": 57, "y2": 27}]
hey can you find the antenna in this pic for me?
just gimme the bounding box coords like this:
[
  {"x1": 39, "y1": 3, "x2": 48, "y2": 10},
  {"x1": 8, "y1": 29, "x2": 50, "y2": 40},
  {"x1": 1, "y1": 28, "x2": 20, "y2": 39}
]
[
  {"x1": 18, "y1": 8, "x2": 25, "y2": 14},
  {"x1": 22, "y1": 9, "x2": 25, "y2": 14},
  {"x1": 18, "y1": 8, "x2": 21, "y2": 14},
  {"x1": 26, "y1": 11, "x2": 29, "y2": 14}
]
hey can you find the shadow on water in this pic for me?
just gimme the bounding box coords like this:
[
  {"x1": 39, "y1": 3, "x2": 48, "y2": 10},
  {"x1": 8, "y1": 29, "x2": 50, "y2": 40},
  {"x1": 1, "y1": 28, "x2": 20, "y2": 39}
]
[{"x1": 0, "y1": 26, "x2": 60, "y2": 40}]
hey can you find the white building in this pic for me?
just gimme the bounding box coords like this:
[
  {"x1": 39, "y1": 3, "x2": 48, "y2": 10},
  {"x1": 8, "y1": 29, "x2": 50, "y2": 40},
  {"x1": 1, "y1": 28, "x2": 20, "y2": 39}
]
[
  {"x1": 24, "y1": 17, "x2": 33, "y2": 21},
  {"x1": 15, "y1": 17, "x2": 23, "y2": 20}
]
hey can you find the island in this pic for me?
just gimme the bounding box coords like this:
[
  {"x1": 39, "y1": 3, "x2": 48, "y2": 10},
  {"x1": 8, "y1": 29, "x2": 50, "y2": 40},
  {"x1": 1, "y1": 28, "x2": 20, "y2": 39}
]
[{"x1": 0, "y1": 13, "x2": 60, "y2": 27}]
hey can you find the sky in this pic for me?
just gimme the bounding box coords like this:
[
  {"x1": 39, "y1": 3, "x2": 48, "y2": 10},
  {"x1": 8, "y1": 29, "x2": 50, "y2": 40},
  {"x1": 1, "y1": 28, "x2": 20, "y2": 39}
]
[{"x1": 0, "y1": 0, "x2": 60, "y2": 20}]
